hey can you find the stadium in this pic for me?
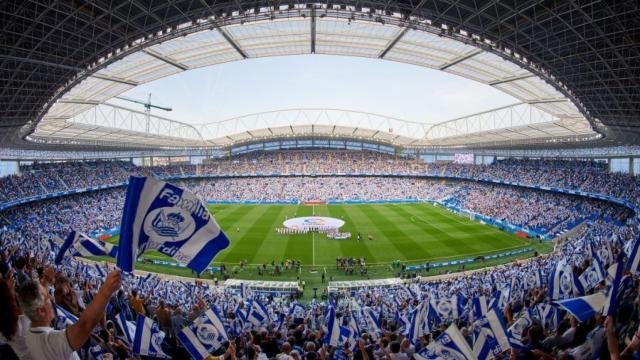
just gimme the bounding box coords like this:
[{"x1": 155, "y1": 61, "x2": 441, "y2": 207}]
[{"x1": 0, "y1": 1, "x2": 638, "y2": 359}]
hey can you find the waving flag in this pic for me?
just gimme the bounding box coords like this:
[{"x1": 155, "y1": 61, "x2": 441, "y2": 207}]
[
  {"x1": 94, "y1": 263, "x2": 106, "y2": 278},
  {"x1": 603, "y1": 259, "x2": 624, "y2": 316},
  {"x1": 408, "y1": 302, "x2": 429, "y2": 346},
  {"x1": 430, "y1": 296, "x2": 465, "y2": 324},
  {"x1": 247, "y1": 299, "x2": 271, "y2": 327},
  {"x1": 117, "y1": 176, "x2": 229, "y2": 274},
  {"x1": 524, "y1": 269, "x2": 543, "y2": 290},
  {"x1": 289, "y1": 302, "x2": 306, "y2": 321},
  {"x1": 578, "y1": 258, "x2": 606, "y2": 292},
  {"x1": 240, "y1": 283, "x2": 254, "y2": 299},
  {"x1": 554, "y1": 293, "x2": 605, "y2": 322},
  {"x1": 55, "y1": 230, "x2": 117, "y2": 265},
  {"x1": 495, "y1": 288, "x2": 510, "y2": 310},
  {"x1": 89, "y1": 345, "x2": 110, "y2": 360},
  {"x1": 396, "y1": 310, "x2": 410, "y2": 336},
  {"x1": 471, "y1": 309, "x2": 511, "y2": 360},
  {"x1": 363, "y1": 307, "x2": 382, "y2": 339},
  {"x1": 54, "y1": 304, "x2": 78, "y2": 330},
  {"x1": 132, "y1": 316, "x2": 170, "y2": 358},
  {"x1": 507, "y1": 310, "x2": 533, "y2": 349},
  {"x1": 227, "y1": 304, "x2": 246, "y2": 337},
  {"x1": 590, "y1": 241, "x2": 613, "y2": 267},
  {"x1": 324, "y1": 306, "x2": 340, "y2": 346},
  {"x1": 55, "y1": 231, "x2": 80, "y2": 265},
  {"x1": 471, "y1": 295, "x2": 498, "y2": 321},
  {"x1": 115, "y1": 312, "x2": 137, "y2": 346},
  {"x1": 548, "y1": 260, "x2": 575, "y2": 300},
  {"x1": 415, "y1": 323, "x2": 474, "y2": 360},
  {"x1": 177, "y1": 306, "x2": 229, "y2": 360},
  {"x1": 627, "y1": 235, "x2": 640, "y2": 274},
  {"x1": 536, "y1": 303, "x2": 561, "y2": 332}
]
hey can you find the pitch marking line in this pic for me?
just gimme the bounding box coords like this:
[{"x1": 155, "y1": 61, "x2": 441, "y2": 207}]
[{"x1": 312, "y1": 205, "x2": 315, "y2": 266}]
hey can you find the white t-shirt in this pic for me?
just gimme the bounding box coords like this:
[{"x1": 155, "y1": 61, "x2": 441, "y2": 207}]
[
  {"x1": 25, "y1": 327, "x2": 80, "y2": 360},
  {"x1": 8, "y1": 315, "x2": 33, "y2": 360}
]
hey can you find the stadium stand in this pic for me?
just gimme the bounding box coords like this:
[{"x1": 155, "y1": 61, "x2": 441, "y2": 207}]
[
  {"x1": 1, "y1": 0, "x2": 639, "y2": 358},
  {"x1": 0, "y1": 150, "x2": 638, "y2": 359}
]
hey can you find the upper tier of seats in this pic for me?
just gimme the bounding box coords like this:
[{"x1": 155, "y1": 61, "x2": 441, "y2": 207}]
[{"x1": 1, "y1": 151, "x2": 638, "y2": 208}]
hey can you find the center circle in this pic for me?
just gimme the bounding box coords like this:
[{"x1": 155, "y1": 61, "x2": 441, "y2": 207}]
[{"x1": 283, "y1": 216, "x2": 345, "y2": 231}]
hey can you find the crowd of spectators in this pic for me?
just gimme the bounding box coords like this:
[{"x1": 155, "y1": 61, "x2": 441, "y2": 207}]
[
  {"x1": 0, "y1": 151, "x2": 639, "y2": 359},
  {"x1": 2, "y1": 152, "x2": 639, "y2": 210},
  {"x1": 0, "y1": 193, "x2": 638, "y2": 359},
  {"x1": 0, "y1": 174, "x2": 626, "y2": 244},
  {"x1": 445, "y1": 183, "x2": 630, "y2": 236}
]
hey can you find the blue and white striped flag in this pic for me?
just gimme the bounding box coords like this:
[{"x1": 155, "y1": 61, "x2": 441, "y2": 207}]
[
  {"x1": 55, "y1": 231, "x2": 117, "y2": 265},
  {"x1": 177, "y1": 306, "x2": 229, "y2": 360},
  {"x1": 94, "y1": 263, "x2": 106, "y2": 278},
  {"x1": 115, "y1": 312, "x2": 137, "y2": 345},
  {"x1": 247, "y1": 299, "x2": 271, "y2": 327},
  {"x1": 415, "y1": 323, "x2": 474, "y2": 360},
  {"x1": 510, "y1": 277, "x2": 524, "y2": 302},
  {"x1": 471, "y1": 295, "x2": 498, "y2": 321},
  {"x1": 578, "y1": 258, "x2": 606, "y2": 292},
  {"x1": 627, "y1": 235, "x2": 640, "y2": 274},
  {"x1": 524, "y1": 269, "x2": 543, "y2": 290},
  {"x1": 535, "y1": 303, "x2": 561, "y2": 332},
  {"x1": 324, "y1": 306, "x2": 340, "y2": 346},
  {"x1": 54, "y1": 231, "x2": 80, "y2": 265},
  {"x1": 348, "y1": 312, "x2": 361, "y2": 350},
  {"x1": 363, "y1": 307, "x2": 382, "y2": 339},
  {"x1": 117, "y1": 176, "x2": 229, "y2": 274},
  {"x1": 396, "y1": 310, "x2": 410, "y2": 336},
  {"x1": 132, "y1": 315, "x2": 170, "y2": 358},
  {"x1": 89, "y1": 345, "x2": 110, "y2": 360},
  {"x1": 289, "y1": 302, "x2": 306, "y2": 321},
  {"x1": 496, "y1": 288, "x2": 510, "y2": 310},
  {"x1": 603, "y1": 259, "x2": 624, "y2": 316},
  {"x1": 430, "y1": 296, "x2": 465, "y2": 324},
  {"x1": 548, "y1": 260, "x2": 575, "y2": 300},
  {"x1": 554, "y1": 293, "x2": 605, "y2": 322},
  {"x1": 408, "y1": 302, "x2": 429, "y2": 346},
  {"x1": 507, "y1": 310, "x2": 533, "y2": 349},
  {"x1": 54, "y1": 304, "x2": 78, "y2": 329},
  {"x1": 471, "y1": 309, "x2": 511, "y2": 360},
  {"x1": 590, "y1": 241, "x2": 613, "y2": 267},
  {"x1": 341, "y1": 324, "x2": 358, "y2": 351},
  {"x1": 240, "y1": 283, "x2": 254, "y2": 299}
]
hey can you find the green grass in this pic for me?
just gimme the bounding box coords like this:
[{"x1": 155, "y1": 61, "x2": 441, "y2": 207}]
[{"x1": 94, "y1": 203, "x2": 553, "y2": 301}]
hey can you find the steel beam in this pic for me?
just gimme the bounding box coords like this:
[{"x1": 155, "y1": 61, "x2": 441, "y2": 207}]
[
  {"x1": 438, "y1": 49, "x2": 483, "y2": 70},
  {"x1": 142, "y1": 49, "x2": 189, "y2": 71}
]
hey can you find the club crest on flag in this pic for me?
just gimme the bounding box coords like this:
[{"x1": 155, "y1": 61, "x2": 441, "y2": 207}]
[
  {"x1": 117, "y1": 176, "x2": 230, "y2": 274},
  {"x1": 147, "y1": 208, "x2": 195, "y2": 240},
  {"x1": 437, "y1": 300, "x2": 452, "y2": 317},
  {"x1": 417, "y1": 324, "x2": 474, "y2": 360},
  {"x1": 560, "y1": 271, "x2": 573, "y2": 294},
  {"x1": 196, "y1": 323, "x2": 220, "y2": 345}
]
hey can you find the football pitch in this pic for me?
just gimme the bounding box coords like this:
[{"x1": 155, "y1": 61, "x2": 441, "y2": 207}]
[
  {"x1": 96, "y1": 202, "x2": 551, "y2": 298},
  {"x1": 136, "y1": 202, "x2": 534, "y2": 266}
]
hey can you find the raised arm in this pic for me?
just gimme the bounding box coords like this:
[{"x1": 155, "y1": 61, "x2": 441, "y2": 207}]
[{"x1": 66, "y1": 270, "x2": 121, "y2": 350}]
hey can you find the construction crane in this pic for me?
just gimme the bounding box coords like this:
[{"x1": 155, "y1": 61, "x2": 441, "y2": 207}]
[{"x1": 114, "y1": 93, "x2": 172, "y2": 132}]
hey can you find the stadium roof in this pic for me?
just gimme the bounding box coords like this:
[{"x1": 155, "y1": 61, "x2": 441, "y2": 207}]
[{"x1": 1, "y1": 1, "x2": 638, "y2": 151}]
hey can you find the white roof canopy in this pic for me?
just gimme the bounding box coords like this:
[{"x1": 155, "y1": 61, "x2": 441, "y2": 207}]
[{"x1": 32, "y1": 15, "x2": 596, "y2": 149}]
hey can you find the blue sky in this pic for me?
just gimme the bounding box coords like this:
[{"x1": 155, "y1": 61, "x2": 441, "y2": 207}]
[{"x1": 112, "y1": 54, "x2": 518, "y2": 125}]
